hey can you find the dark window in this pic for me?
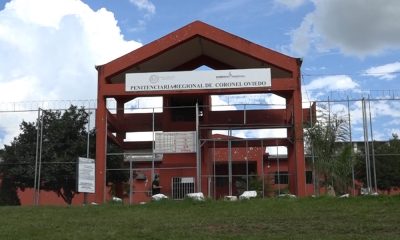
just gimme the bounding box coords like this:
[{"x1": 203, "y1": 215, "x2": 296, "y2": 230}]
[
  {"x1": 306, "y1": 171, "x2": 313, "y2": 184},
  {"x1": 170, "y1": 96, "x2": 203, "y2": 122},
  {"x1": 216, "y1": 177, "x2": 228, "y2": 187},
  {"x1": 274, "y1": 171, "x2": 289, "y2": 184}
]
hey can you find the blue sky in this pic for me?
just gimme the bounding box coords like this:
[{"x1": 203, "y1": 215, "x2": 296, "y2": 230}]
[{"x1": 0, "y1": 0, "x2": 399, "y2": 146}]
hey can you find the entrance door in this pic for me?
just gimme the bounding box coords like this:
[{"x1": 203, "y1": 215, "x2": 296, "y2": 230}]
[{"x1": 214, "y1": 162, "x2": 257, "y2": 199}]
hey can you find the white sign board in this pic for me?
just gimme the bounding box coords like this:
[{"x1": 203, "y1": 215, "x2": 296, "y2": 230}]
[
  {"x1": 126, "y1": 68, "x2": 271, "y2": 92},
  {"x1": 77, "y1": 157, "x2": 95, "y2": 193},
  {"x1": 155, "y1": 131, "x2": 196, "y2": 153},
  {"x1": 123, "y1": 152, "x2": 163, "y2": 162}
]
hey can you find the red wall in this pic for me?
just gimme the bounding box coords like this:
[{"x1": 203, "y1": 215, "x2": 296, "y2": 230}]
[{"x1": 18, "y1": 188, "x2": 97, "y2": 206}]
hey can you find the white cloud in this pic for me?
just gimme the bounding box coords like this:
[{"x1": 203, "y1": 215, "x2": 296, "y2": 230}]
[
  {"x1": 266, "y1": 146, "x2": 288, "y2": 155},
  {"x1": 304, "y1": 75, "x2": 359, "y2": 91},
  {"x1": 289, "y1": 13, "x2": 314, "y2": 56},
  {"x1": 371, "y1": 100, "x2": 400, "y2": 118},
  {"x1": 0, "y1": 112, "x2": 37, "y2": 148},
  {"x1": 0, "y1": 0, "x2": 142, "y2": 147},
  {"x1": 129, "y1": 0, "x2": 155, "y2": 31},
  {"x1": 274, "y1": 0, "x2": 307, "y2": 9},
  {"x1": 211, "y1": 94, "x2": 286, "y2": 111},
  {"x1": 0, "y1": 77, "x2": 39, "y2": 102},
  {"x1": 124, "y1": 97, "x2": 163, "y2": 113},
  {"x1": 264, "y1": 94, "x2": 286, "y2": 108},
  {"x1": 375, "y1": 126, "x2": 400, "y2": 141},
  {"x1": 212, "y1": 128, "x2": 287, "y2": 141},
  {"x1": 130, "y1": 0, "x2": 156, "y2": 15},
  {"x1": 210, "y1": 96, "x2": 237, "y2": 111},
  {"x1": 330, "y1": 103, "x2": 348, "y2": 115},
  {"x1": 0, "y1": 0, "x2": 141, "y2": 101},
  {"x1": 347, "y1": 100, "x2": 400, "y2": 140},
  {"x1": 291, "y1": 0, "x2": 400, "y2": 56},
  {"x1": 204, "y1": 0, "x2": 250, "y2": 13},
  {"x1": 363, "y1": 62, "x2": 400, "y2": 80},
  {"x1": 125, "y1": 132, "x2": 159, "y2": 142},
  {"x1": 249, "y1": 129, "x2": 287, "y2": 139},
  {"x1": 386, "y1": 119, "x2": 400, "y2": 126}
]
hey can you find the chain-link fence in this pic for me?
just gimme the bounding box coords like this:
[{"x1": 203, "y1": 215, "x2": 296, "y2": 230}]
[
  {"x1": 0, "y1": 101, "x2": 96, "y2": 206},
  {"x1": 1, "y1": 94, "x2": 399, "y2": 206}
]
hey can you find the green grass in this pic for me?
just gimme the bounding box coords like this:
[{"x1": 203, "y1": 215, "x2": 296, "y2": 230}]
[{"x1": 1, "y1": 196, "x2": 400, "y2": 240}]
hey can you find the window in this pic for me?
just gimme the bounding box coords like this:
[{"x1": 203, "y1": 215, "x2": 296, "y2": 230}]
[
  {"x1": 274, "y1": 171, "x2": 289, "y2": 184},
  {"x1": 216, "y1": 176, "x2": 228, "y2": 187},
  {"x1": 171, "y1": 177, "x2": 195, "y2": 200},
  {"x1": 169, "y1": 96, "x2": 203, "y2": 122},
  {"x1": 306, "y1": 171, "x2": 313, "y2": 184}
]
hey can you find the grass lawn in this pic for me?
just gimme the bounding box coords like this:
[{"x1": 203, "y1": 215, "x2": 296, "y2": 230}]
[{"x1": 0, "y1": 196, "x2": 399, "y2": 240}]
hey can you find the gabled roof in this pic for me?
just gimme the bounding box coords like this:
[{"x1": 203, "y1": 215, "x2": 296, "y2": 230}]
[{"x1": 99, "y1": 21, "x2": 300, "y2": 83}]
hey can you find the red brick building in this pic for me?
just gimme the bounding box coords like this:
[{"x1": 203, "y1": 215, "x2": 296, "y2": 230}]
[{"x1": 94, "y1": 21, "x2": 315, "y2": 204}]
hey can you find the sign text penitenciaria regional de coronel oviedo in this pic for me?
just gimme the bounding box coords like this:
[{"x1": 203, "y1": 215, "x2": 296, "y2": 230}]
[{"x1": 130, "y1": 81, "x2": 267, "y2": 91}]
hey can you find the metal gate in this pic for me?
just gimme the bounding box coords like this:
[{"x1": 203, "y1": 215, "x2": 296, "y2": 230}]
[{"x1": 171, "y1": 177, "x2": 195, "y2": 199}]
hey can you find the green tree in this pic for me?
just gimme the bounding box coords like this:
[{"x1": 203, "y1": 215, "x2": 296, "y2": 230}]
[
  {"x1": 0, "y1": 106, "x2": 129, "y2": 205},
  {"x1": 1, "y1": 120, "x2": 40, "y2": 205},
  {"x1": 0, "y1": 177, "x2": 21, "y2": 206},
  {"x1": 355, "y1": 134, "x2": 400, "y2": 193},
  {"x1": 0, "y1": 148, "x2": 21, "y2": 205},
  {"x1": 0, "y1": 106, "x2": 91, "y2": 205},
  {"x1": 305, "y1": 108, "x2": 353, "y2": 195}
]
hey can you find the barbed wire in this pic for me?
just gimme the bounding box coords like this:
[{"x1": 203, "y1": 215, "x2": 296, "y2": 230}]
[
  {"x1": 0, "y1": 99, "x2": 97, "y2": 112},
  {"x1": 302, "y1": 71, "x2": 400, "y2": 77},
  {"x1": 1, "y1": 90, "x2": 400, "y2": 112}
]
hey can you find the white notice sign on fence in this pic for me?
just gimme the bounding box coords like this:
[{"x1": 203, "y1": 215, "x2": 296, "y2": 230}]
[
  {"x1": 77, "y1": 157, "x2": 95, "y2": 193},
  {"x1": 155, "y1": 131, "x2": 196, "y2": 153}
]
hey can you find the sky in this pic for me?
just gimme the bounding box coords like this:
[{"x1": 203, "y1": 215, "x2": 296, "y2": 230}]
[{"x1": 0, "y1": 0, "x2": 400, "y2": 149}]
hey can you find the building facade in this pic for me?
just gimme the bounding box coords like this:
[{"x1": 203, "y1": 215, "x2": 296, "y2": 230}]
[{"x1": 95, "y1": 21, "x2": 314, "y2": 203}]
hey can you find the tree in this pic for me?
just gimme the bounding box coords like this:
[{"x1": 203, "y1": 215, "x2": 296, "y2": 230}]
[
  {"x1": 1, "y1": 120, "x2": 40, "y2": 205},
  {"x1": 305, "y1": 107, "x2": 354, "y2": 195},
  {"x1": 0, "y1": 106, "x2": 91, "y2": 205},
  {"x1": 0, "y1": 149, "x2": 21, "y2": 205},
  {"x1": 0, "y1": 177, "x2": 21, "y2": 206},
  {"x1": 355, "y1": 134, "x2": 400, "y2": 193},
  {"x1": 1, "y1": 106, "x2": 91, "y2": 204},
  {"x1": 1, "y1": 105, "x2": 129, "y2": 205}
]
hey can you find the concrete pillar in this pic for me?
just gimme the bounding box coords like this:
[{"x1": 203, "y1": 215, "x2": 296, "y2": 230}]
[
  {"x1": 116, "y1": 100, "x2": 125, "y2": 144},
  {"x1": 95, "y1": 67, "x2": 107, "y2": 204},
  {"x1": 287, "y1": 91, "x2": 306, "y2": 196}
]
